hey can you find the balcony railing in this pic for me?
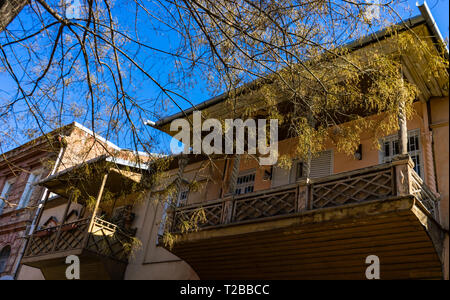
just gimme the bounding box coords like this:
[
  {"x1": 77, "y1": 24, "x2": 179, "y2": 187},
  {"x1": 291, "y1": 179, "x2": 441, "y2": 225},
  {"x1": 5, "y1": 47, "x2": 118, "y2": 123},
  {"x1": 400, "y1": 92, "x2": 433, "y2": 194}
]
[
  {"x1": 167, "y1": 156, "x2": 440, "y2": 233},
  {"x1": 24, "y1": 216, "x2": 134, "y2": 262}
]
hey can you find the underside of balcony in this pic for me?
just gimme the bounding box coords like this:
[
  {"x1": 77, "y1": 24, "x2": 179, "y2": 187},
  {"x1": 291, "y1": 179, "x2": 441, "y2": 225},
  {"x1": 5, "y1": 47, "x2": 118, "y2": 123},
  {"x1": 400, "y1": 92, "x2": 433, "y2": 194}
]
[
  {"x1": 21, "y1": 248, "x2": 127, "y2": 280},
  {"x1": 21, "y1": 217, "x2": 134, "y2": 280},
  {"x1": 168, "y1": 196, "x2": 444, "y2": 280}
]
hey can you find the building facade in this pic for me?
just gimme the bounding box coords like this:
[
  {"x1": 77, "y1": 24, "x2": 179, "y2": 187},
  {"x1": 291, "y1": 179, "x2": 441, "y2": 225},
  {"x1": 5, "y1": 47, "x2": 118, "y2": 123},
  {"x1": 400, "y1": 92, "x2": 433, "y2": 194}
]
[
  {"x1": 0, "y1": 122, "x2": 130, "y2": 280},
  {"x1": 7, "y1": 4, "x2": 450, "y2": 280}
]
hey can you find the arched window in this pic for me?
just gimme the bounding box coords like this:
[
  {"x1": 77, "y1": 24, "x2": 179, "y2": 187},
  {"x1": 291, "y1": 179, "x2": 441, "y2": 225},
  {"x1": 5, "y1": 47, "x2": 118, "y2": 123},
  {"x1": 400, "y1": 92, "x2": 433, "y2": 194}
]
[{"x1": 0, "y1": 246, "x2": 11, "y2": 273}]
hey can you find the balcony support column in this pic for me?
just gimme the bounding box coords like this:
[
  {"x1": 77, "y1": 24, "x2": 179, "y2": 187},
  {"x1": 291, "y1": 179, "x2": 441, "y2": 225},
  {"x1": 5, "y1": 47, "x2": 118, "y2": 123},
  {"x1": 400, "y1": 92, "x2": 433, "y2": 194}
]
[
  {"x1": 227, "y1": 154, "x2": 241, "y2": 196},
  {"x1": 221, "y1": 197, "x2": 234, "y2": 224},
  {"x1": 297, "y1": 179, "x2": 309, "y2": 212},
  {"x1": 88, "y1": 171, "x2": 109, "y2": 231},
  {"x1": 397, "y1": 77, "x2": 408, "y2": 156}
]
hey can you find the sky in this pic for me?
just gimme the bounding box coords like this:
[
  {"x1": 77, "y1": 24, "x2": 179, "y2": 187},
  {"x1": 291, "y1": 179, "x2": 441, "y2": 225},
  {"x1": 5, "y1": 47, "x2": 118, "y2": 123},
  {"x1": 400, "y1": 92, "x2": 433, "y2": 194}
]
[
  {"x1": 0, "y1": 0, "x2": 448, "y2": 154},
  {"x1": 408, "y1": 0, "x2": 449, "y2": 38}
]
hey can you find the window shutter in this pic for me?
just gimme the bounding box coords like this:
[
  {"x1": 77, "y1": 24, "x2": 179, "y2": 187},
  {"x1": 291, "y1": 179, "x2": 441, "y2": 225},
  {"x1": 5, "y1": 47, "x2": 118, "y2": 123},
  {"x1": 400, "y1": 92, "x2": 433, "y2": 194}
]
[
  {"x1": 272, "y1": 166, "x2": 290, "y2": 187},
  {"x1": 310, "y1": 150, "x2": 333, "y2": 179},
  {"x1": 17, "y1": 173, "x2": 40, "y2": 210}
]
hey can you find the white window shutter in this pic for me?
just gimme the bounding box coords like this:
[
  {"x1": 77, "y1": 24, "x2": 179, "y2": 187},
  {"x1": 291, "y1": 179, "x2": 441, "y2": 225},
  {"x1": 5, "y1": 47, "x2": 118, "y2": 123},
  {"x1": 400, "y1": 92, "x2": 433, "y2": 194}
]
[{"x1": 310, "y1": 150, "x2": 333, "y2": 179}]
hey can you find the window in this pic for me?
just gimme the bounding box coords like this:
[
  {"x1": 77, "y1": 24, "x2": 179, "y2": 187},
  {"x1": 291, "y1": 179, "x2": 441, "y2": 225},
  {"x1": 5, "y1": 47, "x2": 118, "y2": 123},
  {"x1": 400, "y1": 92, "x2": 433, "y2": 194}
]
[
  {"x1": 381, "y1": 129, "x2": 423, "y2": 178},
  {"x1": 177, "y1": 187, "x2": 190, "y2": 207},
  {"x1": 17, "y1": 172, "x2": 41, "y2": 210},
  {"x1": 235, "y1": 172, "x2": 255, "y2": 195},
  {"x1": 295, "y1": 161, "x2": 304, "y2": 180},
  {"x1": 157, "y1": 198, "x2": 171, "y2": 242},
  {"x1": 290, "y1": 150, "x2": 333, "y2": 183},
  {"x1": 0, "y1": 181, "x2": 14, "y2": 215},
  {"x1": 0, "y1": 246, "x2": 11, "y2": 274}
]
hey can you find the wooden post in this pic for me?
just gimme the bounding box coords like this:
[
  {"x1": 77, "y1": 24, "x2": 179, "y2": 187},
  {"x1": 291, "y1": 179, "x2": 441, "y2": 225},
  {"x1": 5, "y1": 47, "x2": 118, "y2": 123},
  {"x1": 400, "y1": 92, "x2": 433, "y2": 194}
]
[
  {"x1": 397, "y1": 75, "x2": 408, "y2": 156},
  {"x1": 398, "y1": 98, "x2": 408, "y2": 155},
  {"x1": 227, "y1": 154, "x2": 241, "y2": 196},
  {"x1": 297, "y1": 179, "x2": 309, "y2": 212},
  {"x1": 88, "y1": 172, "x2": 109, "y2": 232},
  {"x1": 221, "y1": 196, "x2": 234, "y2": 224}
]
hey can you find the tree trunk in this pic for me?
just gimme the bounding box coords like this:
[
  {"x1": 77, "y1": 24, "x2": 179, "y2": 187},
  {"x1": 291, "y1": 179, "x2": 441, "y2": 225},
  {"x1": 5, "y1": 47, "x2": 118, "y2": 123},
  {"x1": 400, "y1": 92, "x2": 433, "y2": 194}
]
[{"x1": 0, "y1": 0, "x2": 29, "y2": 32}]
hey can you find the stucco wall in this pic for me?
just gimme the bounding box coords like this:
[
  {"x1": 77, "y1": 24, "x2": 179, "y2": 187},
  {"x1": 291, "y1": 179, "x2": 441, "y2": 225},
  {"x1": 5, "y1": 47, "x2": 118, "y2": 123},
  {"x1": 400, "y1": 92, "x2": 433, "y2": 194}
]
[
  {"x1": 124, "y1": 198, "x2": 198, "y2": 280},
  {"x1": 429, "y1": 96, "x2": 449, "y2": 280}
]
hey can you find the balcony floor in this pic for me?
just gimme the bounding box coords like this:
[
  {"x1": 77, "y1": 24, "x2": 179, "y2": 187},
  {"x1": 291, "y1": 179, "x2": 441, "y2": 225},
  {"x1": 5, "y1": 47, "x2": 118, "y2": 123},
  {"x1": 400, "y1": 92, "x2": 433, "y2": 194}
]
[{"x1": 167, "y1": 197, "x2": 444, "y2": 280}]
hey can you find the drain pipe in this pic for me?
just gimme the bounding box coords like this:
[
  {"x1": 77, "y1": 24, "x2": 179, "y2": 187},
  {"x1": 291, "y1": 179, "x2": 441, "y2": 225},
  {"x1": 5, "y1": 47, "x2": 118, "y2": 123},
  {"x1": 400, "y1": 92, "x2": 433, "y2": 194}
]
[{"x1": 12, "y1": 136, "x2": 67, "y2": 279}]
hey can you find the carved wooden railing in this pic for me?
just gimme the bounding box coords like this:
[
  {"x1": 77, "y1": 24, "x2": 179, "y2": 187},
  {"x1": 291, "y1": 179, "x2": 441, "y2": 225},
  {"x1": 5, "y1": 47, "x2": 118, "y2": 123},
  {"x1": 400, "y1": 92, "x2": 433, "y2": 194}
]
[
  {"x1": 86, "y1": 217, "x2": 135, "y2": 262},
  {"x1": 24, "y1": 216, "x2": 134, "y2": 263},
  {"x1": 172, "y1": 201, "x2": 224, "y2": 231},
  {"x1": 410, "y1": 170, "x2": 440, "y2": 220},
  {"x1": 232, "y1": 185, "x2": 298, "y2": 222},
  {"x1": 168, "y1": 156, "x2": 440, "y2": 233},
  {"x1": 25, "y1": 218, "x2": 90, "y2": 257},
  {"x1": 311, "y1": 165, "x2": 395, "y2": 209}
]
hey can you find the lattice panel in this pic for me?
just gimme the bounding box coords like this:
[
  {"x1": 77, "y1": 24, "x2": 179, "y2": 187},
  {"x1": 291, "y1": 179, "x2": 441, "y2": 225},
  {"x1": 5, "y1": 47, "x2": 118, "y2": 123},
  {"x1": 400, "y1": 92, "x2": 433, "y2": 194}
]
[
  {"x1": 312, "y1": 169, "x2": 394, "y2": 209},
  {"x1": 86, "y1": 222, "x2": 133, "y2": 262},
  {"x1": 233, "y1": 189, "x2": 297, "y2": 222},
  {"x1": 54, "y1": 220, "x2": 90, "y2": 252},
  {"x1": 25, "y1": 230, "x2": 58, "y2": 257},
  {"x1": 173, "y1": 203, "x2": 223, "y2": 232}
]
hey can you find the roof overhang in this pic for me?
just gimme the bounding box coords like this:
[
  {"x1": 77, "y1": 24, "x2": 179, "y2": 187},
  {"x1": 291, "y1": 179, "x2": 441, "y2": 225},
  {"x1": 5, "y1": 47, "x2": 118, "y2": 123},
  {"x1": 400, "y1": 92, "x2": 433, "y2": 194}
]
[
  {"x1": 38, "y1": 155, "x2": 148, "y2": 201},
  {"x1": 148, "y1": 3, "x2": 448, "y2": 139}
]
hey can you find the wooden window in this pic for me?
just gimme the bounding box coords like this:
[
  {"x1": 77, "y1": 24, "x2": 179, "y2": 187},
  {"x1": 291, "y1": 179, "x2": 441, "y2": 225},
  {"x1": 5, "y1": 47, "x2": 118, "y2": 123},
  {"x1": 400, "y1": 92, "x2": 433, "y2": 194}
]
[
  {"x1": 381, "y1": 129, "x2": 423, "y2": 178},
  {"x1": 0, "y1": 180, "x2": 14, "y2": 215},
  {"x1": 235, "y1": 172, "x2": 255, "y2": 195},
  {"x1": 290, "y1": 150, "x2": 333, "y2": 182},
  {"x1": 177, "y1": 186, "x2": 190, "y2": 207},
  {"x1": 310, "y1": 150, "x2": 334, "y2": 179},
  {"x1": 17, "y1": 172, "x2": 41, "y2": 210}
]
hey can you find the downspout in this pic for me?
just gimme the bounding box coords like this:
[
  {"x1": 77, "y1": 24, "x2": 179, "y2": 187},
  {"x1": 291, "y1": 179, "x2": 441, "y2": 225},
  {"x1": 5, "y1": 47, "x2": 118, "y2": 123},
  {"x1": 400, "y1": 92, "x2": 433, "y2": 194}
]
[{"x1": 12, "y1": 136, "x2": 67, "y2": 279}]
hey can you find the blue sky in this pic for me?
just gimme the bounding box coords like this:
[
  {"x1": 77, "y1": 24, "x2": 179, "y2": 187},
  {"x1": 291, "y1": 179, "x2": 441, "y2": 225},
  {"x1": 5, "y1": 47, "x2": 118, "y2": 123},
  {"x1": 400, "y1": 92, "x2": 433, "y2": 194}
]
[
  {"x1": 408, "y1": 0, "x2": 449, "y2": 38},
  {"x1": 0, "y1": 0, "x2": 448, "y2": 154}
]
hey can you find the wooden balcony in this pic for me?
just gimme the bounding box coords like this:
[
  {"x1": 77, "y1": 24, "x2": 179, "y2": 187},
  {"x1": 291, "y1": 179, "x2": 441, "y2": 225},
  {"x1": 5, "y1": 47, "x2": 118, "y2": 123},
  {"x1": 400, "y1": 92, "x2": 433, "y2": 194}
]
[
  {"x1": 21, "y1": 216, "x2": 134, "y2": 280},
  {"x1": 163, "y1": 156, "x2": 445, "y2": 280}
]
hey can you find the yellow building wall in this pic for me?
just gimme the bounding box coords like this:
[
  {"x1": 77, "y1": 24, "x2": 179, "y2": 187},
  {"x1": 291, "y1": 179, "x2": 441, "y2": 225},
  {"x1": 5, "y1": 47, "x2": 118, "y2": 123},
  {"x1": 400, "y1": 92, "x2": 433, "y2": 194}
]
[
  {"x1": 124, "y1": 196, "x2": 199, "y2": 280},
  {"x1": 429, "y1": 96, "x2": 449, "y2": 280}
]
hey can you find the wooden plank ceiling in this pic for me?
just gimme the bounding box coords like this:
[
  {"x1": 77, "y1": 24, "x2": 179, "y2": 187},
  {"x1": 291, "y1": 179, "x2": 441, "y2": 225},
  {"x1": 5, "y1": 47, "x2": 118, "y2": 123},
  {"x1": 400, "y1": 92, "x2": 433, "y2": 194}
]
[{"x1": 169, "y1": 198, "x2": 443, "y2": 280}]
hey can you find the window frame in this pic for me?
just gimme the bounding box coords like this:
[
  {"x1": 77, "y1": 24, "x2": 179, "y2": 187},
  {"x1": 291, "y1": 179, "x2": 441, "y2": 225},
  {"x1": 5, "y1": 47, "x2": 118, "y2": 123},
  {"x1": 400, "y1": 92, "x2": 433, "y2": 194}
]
[
  {"x1": 17, "y1": 171, "x2": 41, "y2": 210},
  {"x1": 379, "y1": 129, "x2": 424, "y2": 178},
  {"x1": 234, "y1": 170, "x2": 256, "y2": 195},
  {"x1": 0, "y1": 179, "x2": 14, "y2": 215}
]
